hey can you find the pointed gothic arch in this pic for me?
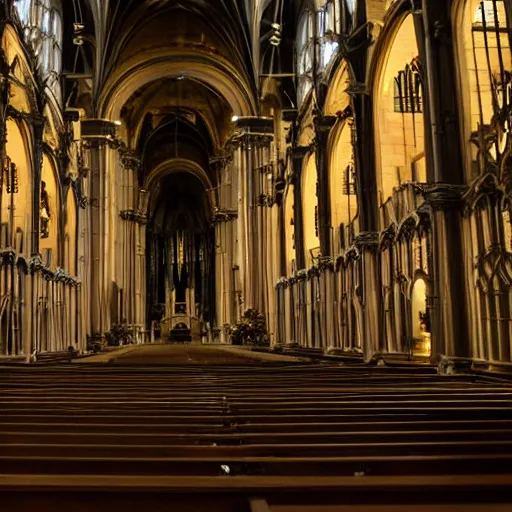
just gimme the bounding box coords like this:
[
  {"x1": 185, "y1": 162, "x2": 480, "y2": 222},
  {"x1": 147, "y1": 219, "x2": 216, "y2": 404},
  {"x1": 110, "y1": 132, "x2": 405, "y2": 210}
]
[{"x1": 373, "y1": 11, "x2": 426, "y2": 206}]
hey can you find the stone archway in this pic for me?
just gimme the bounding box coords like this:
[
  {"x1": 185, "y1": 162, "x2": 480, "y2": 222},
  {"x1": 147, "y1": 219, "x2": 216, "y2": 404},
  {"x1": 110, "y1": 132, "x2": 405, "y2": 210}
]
[{"x1": 146, "y1": 171, "x2": 215, "y2": 343}]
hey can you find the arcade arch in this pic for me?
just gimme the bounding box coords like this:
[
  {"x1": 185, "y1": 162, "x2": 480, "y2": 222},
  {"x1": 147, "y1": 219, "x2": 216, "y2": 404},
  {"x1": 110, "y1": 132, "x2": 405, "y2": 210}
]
[{"x1": 374, "y1": 13, "x2": 426, "y2": 205}]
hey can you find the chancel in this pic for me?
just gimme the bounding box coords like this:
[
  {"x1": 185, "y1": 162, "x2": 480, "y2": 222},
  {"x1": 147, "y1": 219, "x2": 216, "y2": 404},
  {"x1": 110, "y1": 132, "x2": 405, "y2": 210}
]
[
  {"x1": 0, "y1": 0, "x2": 512, "y2": 510},
  {"x1": 147, "y1": 170, "x2": 216, "y2": 342}
]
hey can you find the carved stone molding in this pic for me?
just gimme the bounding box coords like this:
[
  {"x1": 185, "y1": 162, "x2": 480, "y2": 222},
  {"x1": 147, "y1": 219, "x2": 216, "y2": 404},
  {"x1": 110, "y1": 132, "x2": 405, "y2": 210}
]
[
  {"x1": 256, "y1": 193, "x2": 274, "y2": 207},
  {"x1": 120, "y1": 209, "x2": 148, "y2": 225},
  {"x1": 229, "y1": 131, "x2": 273, "y2": 150},
  {"x1": 79, "y1": 195, "x2": 89, "y2": 209},
  {"x1": 0, "y1": 248, "x2": 16, "y2": 266},
  {"x1": 437, "y1": 356, "x2": 473, "y2": 376},
  {"x1": 345, "y1": 245, "x2": 360, "y2": 264},
  {"x1": 346, "y1": 81, "x2": 369, "y2": 97},
  {"x1": 6, "y1": 105, "x2": 43, "y2": 126},
  {"x1": 211, "y1": 208, "x2": 238, "y2": 225},
  {"x1": 28, "y1": 254, "x2": 44, "y2": 275},
  {"x1": 313, "y1": 114, "x2": 337, "y2": 134},
  {"x1": 20, "y1": 255, "x2": 81, "y2": 285},
  {"x1": 55, "y1": 267, "x2": 80, "y2": 286},
  {"x1": 464, "y1": 173, "x2": 509, "y2": 214},
  {"x1": 276, "y1": 276, "x2": 289, "y2": 289},
  {"x1": 421, "y1": 183, "x2": 468, "y2": 212},
  {"x1": 397, "y1": 213, "x2": 420, "y2": 241},
  {"x1": 81, "y1": 119, "x2": 117, "y2": 139},
  {"x1": 379, "y1": 225, "x2": 396, "y2": 252},
  {"x1": 354, "y1": 231, "x2": 379, "y2": 253},
  {"x1": 119, "y1": 148, "x2": 141, "y2": 172},
  {"x1": 308, "y1": 266, "x2": 321, "y2": 279},
  {"x1": 318, "y1": 256, "x2": 334, "y2": 273},
  {"x1": 296, "y1": 269, "x2": 308, "y2": 282},
  {"x1": 209, "y1": 152, "x2": 233, "y2": 167}
]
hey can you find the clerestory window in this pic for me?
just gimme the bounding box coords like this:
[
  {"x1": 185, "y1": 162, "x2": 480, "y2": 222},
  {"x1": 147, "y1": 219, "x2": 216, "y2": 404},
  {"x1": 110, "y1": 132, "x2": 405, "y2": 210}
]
[
  {"x1": 318, "y1": 1, "x2": 340, "y2": 69},
  {"x1": 14, "y1": 0, "x2": 63, "y2": 102},
  {"x1": 296, "y1": 10, "x2": 314, "y2": 107}
]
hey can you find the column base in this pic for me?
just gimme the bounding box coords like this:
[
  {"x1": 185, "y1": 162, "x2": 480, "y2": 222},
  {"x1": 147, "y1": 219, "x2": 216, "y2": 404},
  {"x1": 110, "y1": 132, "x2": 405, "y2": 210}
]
[
  {"x1": 371, "y1": 351, "x2": 431, "y2": 366},
  {"x1": 436, "y1": 355, "x2": 473, "y2": 375}
]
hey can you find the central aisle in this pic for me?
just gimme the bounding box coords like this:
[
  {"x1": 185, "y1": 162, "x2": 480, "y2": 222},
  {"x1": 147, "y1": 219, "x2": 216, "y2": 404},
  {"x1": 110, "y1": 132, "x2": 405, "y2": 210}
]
[{"x1": 75, "y1": 344, "x2": 302, "y2": 365}]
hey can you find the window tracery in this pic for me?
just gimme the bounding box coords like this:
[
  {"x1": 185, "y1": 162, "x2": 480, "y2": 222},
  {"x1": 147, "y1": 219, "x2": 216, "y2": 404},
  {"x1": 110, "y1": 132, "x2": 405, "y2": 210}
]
[
  {"x1": 14, "y1": 0, "x2": 63, "y2": 101},
  {"x1": 318, "y1": 1, "x2": 340, "y2": 69},
  {"x1": 297, "y1": 10, "x2": 314, "y2": 108},
  {"x1": 469, "y1": 0, "x2": 511, "y2": 172},
  {"x1": 375, "y1": 14, "x2": 426, "y2": 204},
  {"x1": 393, "y1": 57, "x2": 423, "y2": 114}
]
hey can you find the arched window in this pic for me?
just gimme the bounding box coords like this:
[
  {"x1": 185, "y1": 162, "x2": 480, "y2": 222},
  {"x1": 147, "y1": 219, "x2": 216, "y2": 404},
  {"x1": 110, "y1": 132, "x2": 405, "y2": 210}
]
[
  {"x1": 14, "y1": 0, "x2": 63, "y2": 101},
  {"x1": 468, "y1": 0, "x2": 510, "y2": 172},
  {"x1": 302, "y1": 154, "x2": 319, "y2": 266},
  {"x1": 374, "y1": 14, "x2": 426, "y2": 204},
  {"x1": 284, "y1": 187, "x2": 296, "y2": 276},
  {"x1": 455, "y1": 0, "x2": 512, "y2": 363},
  {"x1": 40, "y1": 153, "x2": 60, "y2": 266},
  {"x1": 318, "y1": 1, "x2": 340, "y2": 69},
  {"x1": 297, "y1": 10, "x2": 314, "y2": 107},
  {"x1": 2, "y1": 119, "x2": 32, "y2": 255},
  {"x1": 330, "y1": 122, "x2": 358, "y2": 253},
  {"x1": 14, "y1": 0, "x2": 32, "y2": 25}
]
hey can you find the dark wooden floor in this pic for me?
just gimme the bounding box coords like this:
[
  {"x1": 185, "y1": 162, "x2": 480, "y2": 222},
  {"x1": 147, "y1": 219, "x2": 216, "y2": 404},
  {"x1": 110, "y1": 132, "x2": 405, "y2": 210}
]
[{"x1": 1, "y1": 345, "x2": 512, "y2": 511}]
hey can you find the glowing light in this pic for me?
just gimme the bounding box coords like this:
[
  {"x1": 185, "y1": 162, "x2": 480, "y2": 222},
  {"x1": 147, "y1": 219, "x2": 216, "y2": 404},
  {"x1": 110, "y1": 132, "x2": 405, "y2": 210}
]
[
  {"x1": 114, "y1": 120, "x2": 122, "y2": 126},
  {"x1": 231, "y1": 115, "x2": 239, "y2": 122}
]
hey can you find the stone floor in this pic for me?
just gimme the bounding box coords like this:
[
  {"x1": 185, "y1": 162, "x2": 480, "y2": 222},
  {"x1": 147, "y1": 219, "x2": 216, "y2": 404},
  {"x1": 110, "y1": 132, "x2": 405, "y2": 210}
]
[{"x1": 74, "y1": 343, "x2": 304, "y2": 365}]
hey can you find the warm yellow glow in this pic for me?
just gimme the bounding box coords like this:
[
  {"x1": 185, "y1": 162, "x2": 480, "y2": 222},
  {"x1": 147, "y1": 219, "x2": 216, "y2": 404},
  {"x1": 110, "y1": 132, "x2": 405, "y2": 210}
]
[
  {"x1": 463, "y1": 1, "x2": 510, "y2": 144},
  {"x1": 411, "y1": 277, "x2": 431, "y2": 357},
  {"x1": 284, "y1": 186, "x2": 295, "y2": 275},
  {"x1": 329, "y1": 122, "x2": 358, "y2": 253},
  {"x1": 65, "y1": 188, "x2": 77, "y2": 275},
  {"x1": 40, "y1": 154, "x2": 60, "y2": 267},
  {"x1": 375, "y1": 15, "x2": 425, "y2": 204},
  {"x1": 3, "y1": 119, "x2": 32, "y2": 255},
  {"x1": 302, "y1": 154, "x2": 319, "y2": 267}
]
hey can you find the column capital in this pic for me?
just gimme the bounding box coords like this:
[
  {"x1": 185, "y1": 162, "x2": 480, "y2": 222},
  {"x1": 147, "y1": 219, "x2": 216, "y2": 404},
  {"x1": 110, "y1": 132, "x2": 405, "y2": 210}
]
[
  {"x1": 313, "y1": 113, "x2": 337, "y2": 134},
  {"x1": 233, "y1": 116, "x2": 274, "y2": 134},
  {"x1": 120, "y1": 209, "x2": 148, "y2": 225},
  {"x1": 211, "y1": 208, "x2": 238, "y2": 225},
  {"x1": 291, "y1": 145, "x2": 313, "y2": 162},
  {"x1": 81, "y1": 119, "x2": 118, "y2": 139},
  {"x1": 354, "y1": 231, "x2": 379, "y2": 253},
  {"x1": 421, "y1": 183, "x2": 468, "y2": 212},
  {"x1": 119, "y1": 148, "x2": 141, "y2": 172},
  {"x1": 346, "y1": 81, "x2": 370, "y2": 96}
]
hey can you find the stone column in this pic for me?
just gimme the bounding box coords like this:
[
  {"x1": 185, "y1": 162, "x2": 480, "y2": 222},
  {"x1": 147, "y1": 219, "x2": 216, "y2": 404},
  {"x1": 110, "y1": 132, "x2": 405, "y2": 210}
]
[
  {"x1": 231, "y1": 118, "x2": 274, "y2": 315},
  {"x1": 314, "y1": 115, "x2": 336, "y2": 257},
  {"x1": 211, "y1": 151, "x2": 238, "y2": 342},
  {"x1": 424, "y1": 185, "x2": 469, "y2": 365},
  {"x1": 291, "y1": 146, "x2": 310, "y2": 271},
  {"x1": 354, "y1": 232, "x2": 381, "y2": 361},
  {"x1": 117, "y1": 149, "x2": 142, "y2": 336},
  {"x1": 81, "y1": 119, "x2": 118, "y2": 340},
  {"x1": 422, "y1": 1, "x2": 469, "y2": 368},
  {"x1": 346, "y1": 83, "x2": 381, "y2": 358}
]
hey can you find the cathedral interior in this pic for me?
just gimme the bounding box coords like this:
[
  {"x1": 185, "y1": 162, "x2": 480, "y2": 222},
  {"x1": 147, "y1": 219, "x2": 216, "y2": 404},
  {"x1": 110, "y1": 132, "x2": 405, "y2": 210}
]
[{"x1": 1, "y1": 0, "x2": 512, "y2": 510}]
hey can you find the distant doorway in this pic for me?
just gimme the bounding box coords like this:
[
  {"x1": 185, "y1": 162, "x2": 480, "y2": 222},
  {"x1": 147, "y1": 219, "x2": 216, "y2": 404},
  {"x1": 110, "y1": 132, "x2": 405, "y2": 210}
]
[
  {"x1": 147, "y1": 172, "x2": 215, "y2": 342},
  {"x1": 411, "y1": 277, "x2": 431, "y2": 357}
]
